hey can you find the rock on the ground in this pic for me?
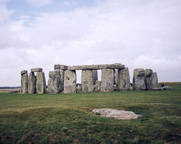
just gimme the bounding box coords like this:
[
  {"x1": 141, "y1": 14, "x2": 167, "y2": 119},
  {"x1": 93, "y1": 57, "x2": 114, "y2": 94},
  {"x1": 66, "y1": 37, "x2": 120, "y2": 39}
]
[
  {"x1": 153, "y1": 86, "x2": 172, "y2": 91},
  {"x1": 92, "y1": 108, "x2": 143, "y2": 120}
]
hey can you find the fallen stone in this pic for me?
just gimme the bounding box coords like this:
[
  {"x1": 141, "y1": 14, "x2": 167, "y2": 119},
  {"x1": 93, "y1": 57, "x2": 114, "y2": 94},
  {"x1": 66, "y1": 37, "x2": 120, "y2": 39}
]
[
  {"x1": 31, "y1": 68, "x2": 43, "y2": 72},
  {"x1": 133, "y1": 68, "x2": 146, "y2": 90},
  {"x1": 8, "y1": 89, "x2": 20, "y2": 93},
  {"x1": 153, "y1": 86, "x2": 172, "y2": 91},
  {"x1": 92, "y1": 108, "x2": 143, "y2": 120}
]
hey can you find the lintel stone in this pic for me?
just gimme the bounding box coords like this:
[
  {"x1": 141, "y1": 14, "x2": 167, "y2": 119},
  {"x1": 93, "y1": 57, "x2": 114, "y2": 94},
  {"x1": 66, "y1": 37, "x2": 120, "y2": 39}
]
[
  {"x1": 31, "y1": 68, "x2": 43, "y2": 72},
  {"x1": 68, "y1": 63, "x2": 125, "y2": 70},
  {"x1": 54, "y1": 64, "x2": 68, "y2": 70}
]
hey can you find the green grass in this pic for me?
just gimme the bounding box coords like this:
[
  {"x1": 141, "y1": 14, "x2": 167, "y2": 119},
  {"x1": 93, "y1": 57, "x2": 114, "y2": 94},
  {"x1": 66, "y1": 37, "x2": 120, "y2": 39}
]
[{"x1": 0, "y1": 83, "x2": 181, "y2": 144}]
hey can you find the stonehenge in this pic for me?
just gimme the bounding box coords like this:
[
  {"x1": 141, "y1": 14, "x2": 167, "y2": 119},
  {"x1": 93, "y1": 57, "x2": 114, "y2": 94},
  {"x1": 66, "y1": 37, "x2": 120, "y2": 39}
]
[
  {"x1": 133, "y1": 68, "x2": 158, "y2": 90},
  {"x1": 64, "y1": 70, "x2": 76, "y2": 93},
  {"x1": 20, "y1": 68, "x2": 46, "y2": 94},
  {"x1": 21, "y1": 63, "x2": 159, "y2": 94},
  {"x1": 20, "y1": 70, "x2": 28, "y2": 93}
]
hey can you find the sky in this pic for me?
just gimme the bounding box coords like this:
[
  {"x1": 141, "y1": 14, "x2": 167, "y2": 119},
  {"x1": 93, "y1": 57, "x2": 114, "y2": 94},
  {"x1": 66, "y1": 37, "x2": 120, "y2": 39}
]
[{"x1": 0, "y1": 0, "x2": 181, "y2": 86}]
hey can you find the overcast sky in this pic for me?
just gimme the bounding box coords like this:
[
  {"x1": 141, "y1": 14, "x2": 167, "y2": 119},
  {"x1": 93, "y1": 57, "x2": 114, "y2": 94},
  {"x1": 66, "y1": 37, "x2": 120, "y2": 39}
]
[{"x1": 0, "y1": 0, "x2": 181, "y2": 86}]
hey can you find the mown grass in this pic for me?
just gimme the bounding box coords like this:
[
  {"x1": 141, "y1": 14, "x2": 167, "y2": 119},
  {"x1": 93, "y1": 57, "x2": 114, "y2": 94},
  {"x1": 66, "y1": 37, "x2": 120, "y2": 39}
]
[{"x1": 0, "y1": 83, "x2": 180, "y2": 144}]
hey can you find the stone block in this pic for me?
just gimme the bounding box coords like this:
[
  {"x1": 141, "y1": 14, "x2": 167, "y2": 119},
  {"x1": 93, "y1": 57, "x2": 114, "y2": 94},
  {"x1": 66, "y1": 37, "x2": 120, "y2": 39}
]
[
  {"x1": 48, "y1": 71, "x2": 63, "y2": 93},
  {"x1": 31, "y1": 68, "x2": 43, "y2": 72},
  {"x1": 28, "y1": 72, "x2": 36, "y2": 94},
  {"x1": 21, "y1": 70, "x2": 28, "y2": 75},
  {"x1": 36, "y1": 72, "x2": 46, "y2": 94},
  {"x1": 21, "y1": 71, "x2": 28, "y2": 94},
  {"x1": 64, "y1": 70, "x2": 76, "y2": 93},
  {"x1": 101, "y1": 69, "x2": 114, "y2": 92},
  {"x1": 68, "y1": 63, "x2": 125, "y2": 70},
  {"x1": 150, "y1": 72, "x2": 158, "y2": 89},
  {"x1": 133, "y1": 69, "x2": 146, "y2": 90},
  {"x1": 81, "y1": 70, "x2": 94, "y2": 92},
  {"x1": 54, "y1": 64, "x2": 68, "y2": 70},
  {"x1": 92, "y1": 70, "x2": 98, "y2": 85},
  {"x1": 118, "y1": 67, "x2": 130, "y2": 90}
]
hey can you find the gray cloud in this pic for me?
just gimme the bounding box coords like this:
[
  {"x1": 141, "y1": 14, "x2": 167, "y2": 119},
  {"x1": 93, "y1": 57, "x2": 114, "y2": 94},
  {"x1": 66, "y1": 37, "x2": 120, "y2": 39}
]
[{"x1": 0, "y1": 0, "x2": 181, "y2": 86}]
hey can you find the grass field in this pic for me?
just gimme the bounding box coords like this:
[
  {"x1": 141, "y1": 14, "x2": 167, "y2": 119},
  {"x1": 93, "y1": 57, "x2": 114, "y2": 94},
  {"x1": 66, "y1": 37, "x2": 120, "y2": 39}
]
[{"x1": 0, "y1": 83, "x2": 180, "y2": 144}]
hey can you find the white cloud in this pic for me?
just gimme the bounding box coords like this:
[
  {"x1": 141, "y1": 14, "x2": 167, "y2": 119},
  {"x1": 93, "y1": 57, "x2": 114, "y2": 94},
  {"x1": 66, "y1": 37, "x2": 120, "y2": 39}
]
[
  {"x1": 26, "y1": 0, "x2": 53, "y2": 7},
  {"x1": 0, "y1": 0, "x2": 181, "y2": 86}
]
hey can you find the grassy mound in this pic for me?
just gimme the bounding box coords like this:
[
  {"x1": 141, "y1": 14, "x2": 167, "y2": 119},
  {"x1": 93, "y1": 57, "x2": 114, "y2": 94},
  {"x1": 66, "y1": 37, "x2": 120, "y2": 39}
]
[{"x1": 0, "y1": 83, "x2": 180, "y2": 143}]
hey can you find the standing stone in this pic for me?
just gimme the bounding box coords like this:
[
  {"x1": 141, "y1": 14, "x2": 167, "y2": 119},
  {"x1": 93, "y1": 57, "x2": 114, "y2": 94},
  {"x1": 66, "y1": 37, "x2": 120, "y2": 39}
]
[
  {"x1": 28, "y1": 72, "x2": 36, "y2": 94},
  {"x1": 133, "y1": 69, "x2": 146, "y2": 90},
  {"x1": 145, "y1": 69, "x2": 153, "y2": 90},
  {"x1": 48, "y1": 71, "x2": 61, "y2": 93},
  {"x1": 118, "y1": 67, "x2": 130, "y2": 90},
  {"x1": 36, "y1": 72, "x2": 46, "y2": 94},
  {"x1": 64, "y1": 70, "x2": 76, "y2": 93},
  {"x1": 92, "y1": 70, "x2": 98, "y2": 85},
  {"x1": 114, "y1": 69, "x2": 119, "y2": 85},
  {"x1": 81, "y1": 70, "x2": 94, "y2": 93},
  {"x1": 101, "y1": 69, "x2": 114, "y2": 92},
  {"x1": 150, "y1": 72, "x2": 158, "y2": 89},
  {"x1": 59, "y1": 70, "x2": 64, "y2": 92},
  {"x1": 21, "y1": 70, "x2": 28, "y2": 94}
]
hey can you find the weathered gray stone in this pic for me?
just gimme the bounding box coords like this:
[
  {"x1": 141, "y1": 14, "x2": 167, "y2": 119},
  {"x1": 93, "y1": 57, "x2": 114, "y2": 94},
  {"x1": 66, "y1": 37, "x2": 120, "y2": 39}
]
[
  {"x1": 101, "y1": 69, "x2": 114, "y2": 92},
  {"x1": 81, "y1": 70, "x2": 94, "y2": 93},
  {"x1": 28, "y1": 72, "x2": 36, "y2": 94},
  {"x1": 68, "y1": 63, "x2": 125, "y2": 70},
  {"x1": 54, "y1": 64, "x2": 68, "y2": 70},
  {"x1": 64, "y1": 70, "x2": 76, "y2": 93},
  {"x1": 21, "y1": 70, "x2": 28, "y2": 94},
  {"x1": 92, "y1": 108, "x2": 143, "y2": 120},
  {"x1": 36, "y1": 72, "x2": 46, "y2": 94},
  {"x1": 31, "y1": 68, "x2": 43, "y2": 72},
  {"x1": 48, "y1": 71, "x2": 62, "y2": 93},
  {"x1": 133, "y1": 69, "x2": 146, "y2": 90},
  {"x1": 114, "y1": 69, "x2": 119, "y2": 86},
  {"x1": 150, "y1": 72, "x2": 158, "y2": 89},
  {"x1": 118, "y1": 67, "x2": 130, "y2": 90},
  {"x1": 8, "y1": 89, "x2": 20, "y2": 93},
  {"x1": 153, "y1": 86, "x2": 172, "y2": 91},
  {"x1": 145, "y1": 69, "x2": 153, "y2": 90},
  {"x1": 94, "y1": 80, "x2": 101, "y2": 91},
  {"x1": 20, "y1": 70, "x2": 27, "y2": 75},
  {"x1": 145, "y1": 69, "x2": 153, "y2": 77},
  {"x1": 92, "y1": 70, "x2": 98, "y2": 85},
  {"x1": 59, "y1": 70, "x2": 64, "y2": 92}
]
